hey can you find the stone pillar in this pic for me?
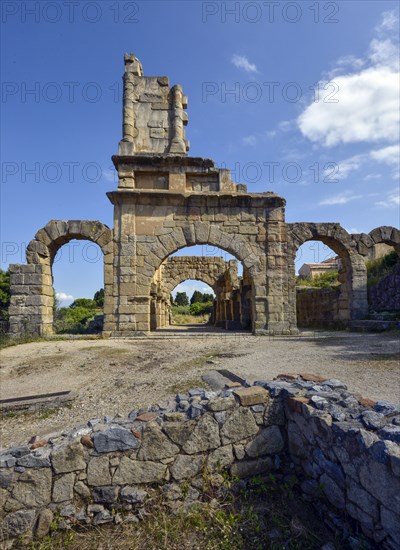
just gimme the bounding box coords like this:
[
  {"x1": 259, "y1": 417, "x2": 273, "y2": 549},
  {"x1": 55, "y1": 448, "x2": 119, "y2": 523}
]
[
  {"x1": 119, "y1": 53, "x2": 143, "y2": 157},
  {"x1": 263, "y1": 208, "x2": 293, "y2": 334},
  {"x1": 8, "y1": 264, "x2": 53, "y2": 337},
  {"x1": 168, "y1": 85, "x2": 187, "y2": 154}
]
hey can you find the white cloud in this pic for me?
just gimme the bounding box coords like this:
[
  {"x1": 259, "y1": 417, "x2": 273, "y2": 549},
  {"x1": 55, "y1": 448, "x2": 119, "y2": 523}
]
[
  {"x1": 376, "y1": 9, "x2": 399, "y2": 32},
  {"x1": 319, "y1": 191, "x2": 363, "y2": 206},
  {"x1": 242, "y1": 135, "x2": 257, "y2": 146},
  {"x1": 370, "y1": 144, "x2": 400, "y2": 166},
  {"x1": 363, "y1": 173, "x2": 382, "y2": 181},
  {"x1": 298, "y1": 11, "x2": 399, "y2": 147},
  {"x1": 331, "y1": 154, "x2": 364, "y2": 181},
  {"x1": 298, "y1": 68, "x2": 399, "y2": 146},
  {"x1": 231, "y1": 54, "x2": 258, "y2": 73},
  {"x1": 375, "y1": 188, "x2": 400, "y2": 208},
  {"x1": 56, "y1": 292, "x2": 74, "y2": 303}
]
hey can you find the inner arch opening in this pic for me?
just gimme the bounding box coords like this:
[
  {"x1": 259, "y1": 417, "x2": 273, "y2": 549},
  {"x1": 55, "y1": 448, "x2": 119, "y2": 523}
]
[{"x1": 149, "y1": 244, "x2": 253, "y2": 332}]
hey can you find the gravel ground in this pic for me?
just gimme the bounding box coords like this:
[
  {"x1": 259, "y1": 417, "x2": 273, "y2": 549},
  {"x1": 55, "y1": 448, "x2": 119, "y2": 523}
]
[{"x1": 1, "y1": 328, "x2": 399, "y2": 449}]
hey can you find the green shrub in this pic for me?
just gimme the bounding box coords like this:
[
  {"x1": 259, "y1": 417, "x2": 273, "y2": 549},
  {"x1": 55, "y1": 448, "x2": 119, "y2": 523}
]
[
  {"x1": 296, "y1": 271, "x2": 339, "y2": 289},
  {"x1": 366, "y1": 250, "x2": 398, "y2": 287},
  {"x1": 190, "y1": 301, "x2": 213, "y2": 315}
]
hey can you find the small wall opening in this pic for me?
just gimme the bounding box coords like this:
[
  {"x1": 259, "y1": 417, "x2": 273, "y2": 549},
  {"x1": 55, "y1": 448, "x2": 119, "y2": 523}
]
[{"x1": 52, "y1": 240, "x2": 104, "y2": 334}]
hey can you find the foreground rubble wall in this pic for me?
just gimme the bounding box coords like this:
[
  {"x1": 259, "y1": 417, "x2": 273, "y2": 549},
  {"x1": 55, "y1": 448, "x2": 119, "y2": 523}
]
[{"x1": 1, "y1": 378, "x2": 399, "y2": 548}]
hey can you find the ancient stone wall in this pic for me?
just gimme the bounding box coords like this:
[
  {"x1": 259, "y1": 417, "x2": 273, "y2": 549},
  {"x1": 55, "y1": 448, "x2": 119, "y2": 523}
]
[
  {"x1": 1, "y1": 378, "x2": 399, "y2": 548},
  {"x1": 6, "y1": 52, "x2": 400, "y2": 337},
  {"x1": 296, "y1": 288, "x2": 341, "y2": 328},
  {"x1": 369, "y1": 260, "x2": 400, "y2": 312}
]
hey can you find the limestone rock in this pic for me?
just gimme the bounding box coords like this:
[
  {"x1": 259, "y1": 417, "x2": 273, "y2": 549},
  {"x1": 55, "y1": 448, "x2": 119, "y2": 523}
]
[
  {"x1": 320, "y1": 473, "x2": 345, "y2": 509},
  {"x1": 207, "y1": 445, "x2": 234, "y2": 472},
  {"x1": 138, "y1": 422, "x2": 179, "y2": 460},
  {"x1": 182, "y1": 414, "x2": 221, "y2": 454},
  {"x1": 74, "y1": 480, "x2": 91, "y2": 499},
  {"x1": 170, "y1": 454, "x2": 203, "y2": 480},
  {"x1": 230, "y1": 457, "x2": 273, "y2": 478},
  {"x1": 113, "y1": 457, "x2": 167, "y2": 484},
  {"x1": 51, "y1": 439, "x2": 86, "y2": 474},
  {"x1": 245, "y1": 426, "x2": 284, "y2": 458},
  {"x1": 53, "y1": 472, "x2": 75, "y2": 502},
  {"x1": 207, "y1": 396, "x2": 237, "y2": 412},
  {"x1": 221, "y1": 408, "x2": 259, "y2": 444},
  {"x1": 11, "y1": 468, "x2": 52, "y2": 507},
  {"x1": 163, "y1": 421, "x2": 195, "y2": 445},
  {"x1": 34, "y1": 509, "x2": 53, "y2": 538},
  {"x1": 87, "y1": 456, "x2": 111, "y2": 486}
]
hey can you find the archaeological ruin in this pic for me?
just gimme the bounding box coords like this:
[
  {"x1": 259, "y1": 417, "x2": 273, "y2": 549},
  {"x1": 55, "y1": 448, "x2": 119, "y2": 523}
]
[{"x1": 7, "y1": 54, "x2": 400, "y2": 337}]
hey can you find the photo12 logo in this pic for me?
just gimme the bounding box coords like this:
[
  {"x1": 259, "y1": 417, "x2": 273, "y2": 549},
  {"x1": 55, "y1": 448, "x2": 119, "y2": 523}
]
[
  {"x1": 202, "y1": 81, "x2": 339, "y2": 104},
  {"x1": 1, "y1": 2, "x2": 140, "y2": 24},
  {"x1": 201, "y1": 2, "x2": 339, "y2": 24}
]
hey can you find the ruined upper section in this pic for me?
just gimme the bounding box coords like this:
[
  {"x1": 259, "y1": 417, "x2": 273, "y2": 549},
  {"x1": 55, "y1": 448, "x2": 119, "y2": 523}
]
[{"x1": 118, "y1": 53, "x2": 189, "y2": 156}]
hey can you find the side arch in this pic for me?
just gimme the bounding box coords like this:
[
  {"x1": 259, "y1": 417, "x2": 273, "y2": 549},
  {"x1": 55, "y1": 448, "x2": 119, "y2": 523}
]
[
  {"x1": 287, "y1": 223, "x2": 368, "y2": 327},
  {"x1": 9, "y1": 220, "x2": 113, "y2": 336},
  {"x1": 350, "y1": 226, "x2": 400, "y2": 257}
]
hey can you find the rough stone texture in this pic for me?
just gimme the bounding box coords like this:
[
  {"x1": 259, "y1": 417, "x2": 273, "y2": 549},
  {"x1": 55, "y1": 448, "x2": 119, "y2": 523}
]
[
  {"x1": 35, "y1": 509, "x2": 53, "y2": 538},
  {"x1": 53, "y1": 473, "x2": 75, "y2": 503},
  {"x1": 137, "y1": 422, "x2": 179, "y2": 460},
  {"x1": 170, "y1": 454, "x2": 203, "y2": 480},
  {"x1": 369, "y1": 261, "x2": 400, "y2": 311},
  {"x1": 245, "y1": 426, "x2": 284, "y2": 457},
  {"x1": 11, "y1": 468, "x2": 52, "y2": 508},
  {"x1": 51, "y1": 440, "x2": 86, "y2": 474},
  {"x1": 113, "y1": 457, "x2": 167, "y2": 485},
  {"x1": 182, "y1": 414, "x2": 221, "y2": 454},
  {"x1": 1, "y1": 380, "x2": 400, "y2": 548},
  {"x1": 221, "y1": 408, "x2": 259, "y2": 444},
  {"x1": 233, "y1": 387, "x2": 270, "y2": 406},
  {"x1": 87, "y1": 456, "x2": 111, "y2": 486},
  {"x1": 92, "y1": 427, "x2": 140, "y2": 453}
]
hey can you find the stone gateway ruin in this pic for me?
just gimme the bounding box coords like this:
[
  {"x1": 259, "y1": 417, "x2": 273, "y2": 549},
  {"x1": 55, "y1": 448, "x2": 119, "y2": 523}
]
[{"x1": 8, "y1": 55, "x2": 400, "y2": 337}]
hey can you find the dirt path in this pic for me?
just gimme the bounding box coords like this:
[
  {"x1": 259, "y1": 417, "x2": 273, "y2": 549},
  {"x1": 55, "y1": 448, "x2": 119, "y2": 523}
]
[{"x1": 1, "y1": 330, "x2": 399, "y2": 449}]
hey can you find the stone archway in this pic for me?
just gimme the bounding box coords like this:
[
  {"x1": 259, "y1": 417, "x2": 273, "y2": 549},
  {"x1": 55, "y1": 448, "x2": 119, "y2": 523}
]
[
  {"x1": 350, "y1": 226, "x2": 400, "y2": 257},
  {"x1": 107, "y1": 191, "x2": 278, "y2": 334},
  {"x1": 9, "y1": 220, "x2": 113, "y2": 336},
  {"x1": 287, "y1": 223, "x2": 368, "y2": 329}
]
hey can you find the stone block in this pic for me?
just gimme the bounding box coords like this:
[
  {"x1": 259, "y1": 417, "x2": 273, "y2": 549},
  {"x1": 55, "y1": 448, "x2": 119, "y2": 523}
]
[
  {"x1": 113, "y1": 457, "x2": 167, "y2": 484},
  {"x1": 53, "y1": 473, "x2": 75, "y2": 502},
  {"x1": 233, "y1": 387, "x2": 269, "y2": 406},
  {"x1": 87, "y1": 456, "x2": 111, "y2": 486}
]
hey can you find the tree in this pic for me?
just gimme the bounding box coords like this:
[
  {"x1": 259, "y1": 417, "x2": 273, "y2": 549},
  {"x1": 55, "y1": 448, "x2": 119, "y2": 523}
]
[
  {"x1": 202, "y1": 293, "x2": 214, "y2": 303},
  {"x1": 175, "y1": 292, "x2": 189, "y2": 306},
  {"x1": 94, "y1": 288, "x2": 104, "y2": 307},
  {"x1": 69, "y1": 298, "x2": 97, "y2": 309},
  {"x1": 190, "y1": 290, "x2": 203, "y2": 305},
  {"x1": 0, "y1": 269, "x2": 10, "y2": 329}
]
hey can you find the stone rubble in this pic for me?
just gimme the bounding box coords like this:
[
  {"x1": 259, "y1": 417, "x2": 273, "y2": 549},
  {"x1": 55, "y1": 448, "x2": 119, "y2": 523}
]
[{"x1": 0, "y1": 373, "x2": 399, "y2": 548}]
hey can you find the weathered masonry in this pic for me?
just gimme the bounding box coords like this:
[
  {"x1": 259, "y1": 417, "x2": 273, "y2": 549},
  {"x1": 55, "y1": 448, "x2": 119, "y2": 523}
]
[{"x1": 8, "y1": 54, "x2": 400, "y2": 337}]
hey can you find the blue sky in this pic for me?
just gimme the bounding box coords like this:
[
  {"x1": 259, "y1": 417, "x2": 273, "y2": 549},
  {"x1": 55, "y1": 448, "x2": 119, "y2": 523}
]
[{"x1": 1, "y1": 1, "x2": 399, "y2": 304}]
